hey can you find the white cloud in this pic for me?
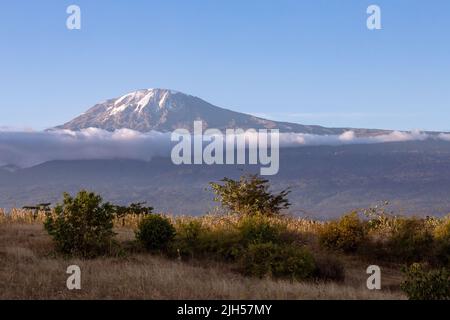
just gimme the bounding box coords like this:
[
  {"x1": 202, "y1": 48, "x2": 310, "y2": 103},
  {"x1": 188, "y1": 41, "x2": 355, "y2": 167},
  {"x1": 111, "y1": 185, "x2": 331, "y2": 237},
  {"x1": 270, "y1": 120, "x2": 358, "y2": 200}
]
[{"x1": 0, "y1": 128, "x2": 447, "y2": 168}]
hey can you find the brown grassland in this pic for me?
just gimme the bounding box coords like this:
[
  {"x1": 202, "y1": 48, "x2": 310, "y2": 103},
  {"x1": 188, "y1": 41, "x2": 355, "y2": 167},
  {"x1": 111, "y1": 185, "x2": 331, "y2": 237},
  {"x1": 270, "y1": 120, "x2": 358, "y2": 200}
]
[{"x1": 0, "y1": 209, "x2": 406, "y2": 300}]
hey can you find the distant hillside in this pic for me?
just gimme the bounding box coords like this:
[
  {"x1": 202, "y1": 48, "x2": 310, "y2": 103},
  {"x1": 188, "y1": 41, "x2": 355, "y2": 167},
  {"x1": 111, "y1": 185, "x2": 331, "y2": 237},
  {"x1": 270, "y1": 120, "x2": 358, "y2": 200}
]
[{"x1": 2, "y1": 140, "x2": 450, "y2": 218}]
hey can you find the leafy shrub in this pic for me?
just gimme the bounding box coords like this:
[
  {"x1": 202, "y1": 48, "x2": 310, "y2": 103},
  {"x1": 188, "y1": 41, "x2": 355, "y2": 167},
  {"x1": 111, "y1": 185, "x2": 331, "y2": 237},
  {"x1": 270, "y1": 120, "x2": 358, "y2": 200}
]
[
  {"x1": 387, "y1": 218, "x2": 434, "y2": 263},
  {"x1": 210, "y1": 174, "x2": 291, "y2": 216},
  {"x1": 434, "y1": 217, "x2": 450, "y2": 267},
  {"x1": 241, "y1": 243, "x2": 315, "y2": 280},
  {"x1": 401, "y1": 263, "x2": 450, "y2": 300},
  {"x1": 171, "y1": 220, "x2": 207, "y2": 259},
  {"x1": 172, "y1": 218, "x2": 247, "y2": 262},
  {"x1": 196, "y1": 228, "x2": 243, "y2": 262},
  {"x1": 44, "y1": 190, "x2": 116, "y2": 258},
  {"x1": 318, "y1": 212, "x2": 367, "y2": 253},
  {"x1": 136, "y1": 215, "x2": 176, "y2": 251},
  {"x1": 313, "y1": 253, "x2": 345, "y2": 282},
  {"x1": 238, "y1": 215, "x2": 286, "y2": 245}
]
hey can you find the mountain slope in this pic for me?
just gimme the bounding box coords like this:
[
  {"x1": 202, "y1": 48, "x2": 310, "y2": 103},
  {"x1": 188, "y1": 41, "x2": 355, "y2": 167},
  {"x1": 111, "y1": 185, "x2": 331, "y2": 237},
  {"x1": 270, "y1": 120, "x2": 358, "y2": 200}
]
[
  {"x1": 2, "y1": 141, "x2": 450, "y2": 217},
  {"x1": 55, "y1": 88, "x2": 388, "y2": 135}
]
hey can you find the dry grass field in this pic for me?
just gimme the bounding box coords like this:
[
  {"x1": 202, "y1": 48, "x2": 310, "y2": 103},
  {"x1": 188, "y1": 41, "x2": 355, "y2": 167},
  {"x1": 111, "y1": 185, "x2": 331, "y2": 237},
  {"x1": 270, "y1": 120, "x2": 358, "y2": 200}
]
[{"x1": 0, "y1": 216, "x2": 406, "y2": 300}]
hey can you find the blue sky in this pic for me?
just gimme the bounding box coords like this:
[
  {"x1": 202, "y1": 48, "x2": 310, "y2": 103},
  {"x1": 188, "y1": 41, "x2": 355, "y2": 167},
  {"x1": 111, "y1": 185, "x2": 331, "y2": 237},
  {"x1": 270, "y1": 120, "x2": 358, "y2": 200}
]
[{"x1": 0, "y1": 0, "x2": 449, "y2": 131}]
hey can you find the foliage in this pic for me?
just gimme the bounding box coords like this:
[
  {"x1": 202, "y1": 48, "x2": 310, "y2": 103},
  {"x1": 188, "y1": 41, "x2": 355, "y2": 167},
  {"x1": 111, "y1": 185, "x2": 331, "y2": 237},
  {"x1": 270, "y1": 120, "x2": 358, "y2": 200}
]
[
  {"x1": 313, "y1": 253, "x2": 345, "y2": 282},
  {"x1": 241, "y1": 243, "x2": 315, "y2": 280},
  {"x1": 210, "y1": 174, "x2": 291, "y2": 217},
  {"x1": 318, "y1": 212, "x2": 367, "y2": 253},
  {"x1": 238, "y1": 215, "x2": 286, "y2": 245},
  {"x1": 433, "y1": 216, "x2": 450, "y2": 266},
  {"x1": 136, "y1": 215, "x2": 176, "y2": 251},
  {"x1": 400, "y1": 263, "x2": 450, "y2": 300},
  {"x1": 44, "y1": 190, "x2": 116, "y2": 258},
  {"x1": 387, "y1": 218, "x2": 434, "y2": 263},
  {"x1": 171, "y1": 220, "x2": 206, "y2": 259},
  {"x1": 114, "y1": 202, "x2": 153, "y2": 218}
]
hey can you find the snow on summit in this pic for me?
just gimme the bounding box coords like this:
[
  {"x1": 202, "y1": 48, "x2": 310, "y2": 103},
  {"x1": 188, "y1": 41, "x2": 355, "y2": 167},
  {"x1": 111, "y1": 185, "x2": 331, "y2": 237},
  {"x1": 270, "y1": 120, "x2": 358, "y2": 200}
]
[{"x1": 55, "y1": 88, "x2": 390, "y2": 136}]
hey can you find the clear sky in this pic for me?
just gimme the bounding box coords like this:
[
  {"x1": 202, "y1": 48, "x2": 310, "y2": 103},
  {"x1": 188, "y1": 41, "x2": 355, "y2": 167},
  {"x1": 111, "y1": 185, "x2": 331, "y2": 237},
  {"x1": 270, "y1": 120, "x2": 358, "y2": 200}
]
[{"x1": 0, "y1": 0, "x2": 449, "y2": 131}]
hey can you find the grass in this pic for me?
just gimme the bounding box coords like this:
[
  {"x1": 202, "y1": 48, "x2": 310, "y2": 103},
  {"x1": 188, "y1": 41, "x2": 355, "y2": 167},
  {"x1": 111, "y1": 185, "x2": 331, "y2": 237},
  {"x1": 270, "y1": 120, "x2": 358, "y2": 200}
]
[{"x1": 0, "y1": 212, "x2": 406, "y2": 300}]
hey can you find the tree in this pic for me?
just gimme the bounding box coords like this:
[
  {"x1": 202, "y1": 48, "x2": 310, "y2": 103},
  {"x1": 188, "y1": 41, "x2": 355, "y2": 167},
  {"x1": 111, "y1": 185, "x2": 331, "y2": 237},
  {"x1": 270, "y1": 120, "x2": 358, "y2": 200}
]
[
  {"x1": 113, "y1": 202, "x2": 154, "y2": 218},
  {"x1": 209, "y1": 174, "x2": 291, "y2": 217},
  {"x1": 44, "y1": 190, "x2": 116, "y2": 258}
]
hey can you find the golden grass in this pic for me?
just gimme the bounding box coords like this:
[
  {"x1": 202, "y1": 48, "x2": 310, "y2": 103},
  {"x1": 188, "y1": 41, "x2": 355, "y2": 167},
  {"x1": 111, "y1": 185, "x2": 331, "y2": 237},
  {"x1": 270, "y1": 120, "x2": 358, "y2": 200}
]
[
  {"x1": 0, "y1": 219, "x2": 405, "y2": 300},
  {"x1": 0, "y1": 208, "x2": 322, "y2": 233}
]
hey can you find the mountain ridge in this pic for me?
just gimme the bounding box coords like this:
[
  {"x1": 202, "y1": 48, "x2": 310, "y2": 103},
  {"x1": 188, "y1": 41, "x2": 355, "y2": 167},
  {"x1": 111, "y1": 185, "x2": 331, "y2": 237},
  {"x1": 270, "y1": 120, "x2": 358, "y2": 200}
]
[
  {"x1": 2, "y1": 141, "x2": 450, "y2": 217},
  {"x1": 55, "y1": 88, "x2": 391, "y2": 136}
]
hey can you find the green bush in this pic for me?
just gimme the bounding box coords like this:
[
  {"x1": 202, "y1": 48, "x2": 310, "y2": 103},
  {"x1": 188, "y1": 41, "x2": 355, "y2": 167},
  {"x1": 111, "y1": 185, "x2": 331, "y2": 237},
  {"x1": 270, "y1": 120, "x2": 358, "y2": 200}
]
[
  {"x1": 387, "y1": 218, "x2": 434, "y2": 263},
  {"x1": 238, "y1": 215, "x2": 286, "y2": 245},
  {"x1": 44, "y1": 190, "x2": 116, "y2": 258},
  {"x1": 172, "y1": 220, "x2": 210, "y2": 259},
  {"x1": 318, "y1": 212, "x2": 367, "y2": 253},
  {"x1": 401, "y1": 263, "x2": 450, "y2": 300},
  {"x1": 434, "y1": 217, "x2": 450, "y2": 267},
  {"x1": 171, "y1": 219, "x2": 245, "y2": 262},
  {"x1": 136, "y1": 215, "x2": 176, "y2": 251},
  {"x1": 196, "y1": 228, "x2": 243, "y2": 262},
  {"x1": 241, "y1": 243, "x2": 315, "y2": 280},
  {"x1": 210, "y1": 174, "x2": 291, "y2": 216}
]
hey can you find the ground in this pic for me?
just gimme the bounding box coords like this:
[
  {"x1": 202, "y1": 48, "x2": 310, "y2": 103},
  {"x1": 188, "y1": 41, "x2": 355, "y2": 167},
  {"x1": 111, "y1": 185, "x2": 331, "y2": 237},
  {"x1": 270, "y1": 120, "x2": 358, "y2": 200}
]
[{"x1": 0, "y1": 222, "x2": 405, "y2": 300}]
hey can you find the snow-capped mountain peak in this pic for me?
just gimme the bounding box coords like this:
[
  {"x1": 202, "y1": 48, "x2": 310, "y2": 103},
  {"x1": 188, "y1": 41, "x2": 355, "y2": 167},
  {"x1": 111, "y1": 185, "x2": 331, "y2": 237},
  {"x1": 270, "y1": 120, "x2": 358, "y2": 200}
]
[
  {"x1": 55, "y1": 88, "x2": 388, "y2": 135},
  {"x1": 109, "y1": 88, "x2": 177, "y2": 116}
]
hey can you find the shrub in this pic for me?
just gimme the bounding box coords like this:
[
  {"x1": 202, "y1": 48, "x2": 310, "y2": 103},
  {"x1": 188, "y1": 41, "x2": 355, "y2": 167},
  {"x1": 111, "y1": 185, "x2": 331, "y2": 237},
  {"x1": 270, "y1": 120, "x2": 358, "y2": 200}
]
[
  {"x1": 196, "y1": 228, "x2": 243, "y2": 262},
  {"x1": 318, "y1": 212, "x2": 367, "y2": 253},
  {"x1": 400, "y1": 263, "x2": 450, "y2": 300},
  {"x1": 210, "y1": 174, "x2": 291, "y2": 216},
  {"x1": 387, "y1": 218, "x2": 434, "y2": 263},
  {"x1": 238, "y1": 215, "x2": 286, "y2": 245},
  {"x1": 136, "y1": 215, "x2": 176, "y2": 251},
  {"x1": 172, "y1": 219, "x2": 243, "y2": 262},
  {"x1": 241, "y1": 243, "x2": 315, "y2": 280},
  {"x1": 44, "y1": 190, "x2": 116, "y2": 258},
  {"x1": 172, "y1": 220, "x2": 207, "y2": 259},
  {"x1": 313, "y1": 253, "x2": 345, "y2": 282},
  {"x1": 434, "y1": 217, "x2": 450, "y2": 267}
]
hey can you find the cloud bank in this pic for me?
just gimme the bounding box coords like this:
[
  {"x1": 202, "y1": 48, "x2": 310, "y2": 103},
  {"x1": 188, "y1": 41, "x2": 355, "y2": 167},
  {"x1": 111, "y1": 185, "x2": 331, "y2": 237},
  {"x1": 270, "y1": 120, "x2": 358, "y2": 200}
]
[{"x1": 0, "y1": 128, "x2": 446, "y2": 168}]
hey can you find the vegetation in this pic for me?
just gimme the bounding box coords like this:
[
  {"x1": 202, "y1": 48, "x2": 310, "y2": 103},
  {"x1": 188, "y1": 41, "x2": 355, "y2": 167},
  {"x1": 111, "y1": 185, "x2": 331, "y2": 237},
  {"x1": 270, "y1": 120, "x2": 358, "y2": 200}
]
[
  {"x1": 241, "y1": 242, "x2": 315, "y2": 280},
  {"x1": 1, "y1": 174, "x2": 450, "y2": 299},
  {"x1": 433, "y1": 217, "x2": 450, "y2": 266},
  {"x1": 136, "y1": 214, "x2": 176, "y2": 251},
  {"x1": 210, "y1": 174, "x2": 291, "y2": 216},
  {"x1": 0, "y1": 222, "x2": 403, "y2": 300},
  {"x1": 43, "y1": 190, "x2": 116, "y2": 258},
  {"x1": 386, "y1": 217, "x2": 435, "y2": 263},
  {"x1": 238, "y1": 214, "x2": 286, "y2": 245},
  {"x1": 318, "y1": 212, "x2": 367, "y2": 253},
  {"x1": 401, "y1": 263, "x2": 450, "y2": 300}
]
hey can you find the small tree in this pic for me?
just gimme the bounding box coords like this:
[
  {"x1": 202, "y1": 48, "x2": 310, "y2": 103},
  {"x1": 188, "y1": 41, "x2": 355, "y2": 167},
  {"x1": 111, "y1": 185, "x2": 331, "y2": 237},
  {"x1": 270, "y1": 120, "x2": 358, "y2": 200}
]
[
  {"x1": 136, "y1": 215, "x2": 176, "y2": 251},
  {"x1": 210, "y1": 174, "x2": 291, "y2": 217},
  {"x1": 44, "y1": 190, "x2": 116, "y2": 258}
]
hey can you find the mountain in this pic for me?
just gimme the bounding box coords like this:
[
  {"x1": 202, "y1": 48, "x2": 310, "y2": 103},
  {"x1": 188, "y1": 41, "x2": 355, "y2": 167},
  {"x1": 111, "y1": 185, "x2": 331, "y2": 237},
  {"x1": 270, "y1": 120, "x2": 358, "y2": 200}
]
[
  {"x1": 2, "y1": 141, "x2": 450, "y2": 218},
  {"x1": 55, "y1": 88, "x2": 389, "y2": 135},
  {"x1": 0, "y1": 164, "x2": 20, "y2": 173}
]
